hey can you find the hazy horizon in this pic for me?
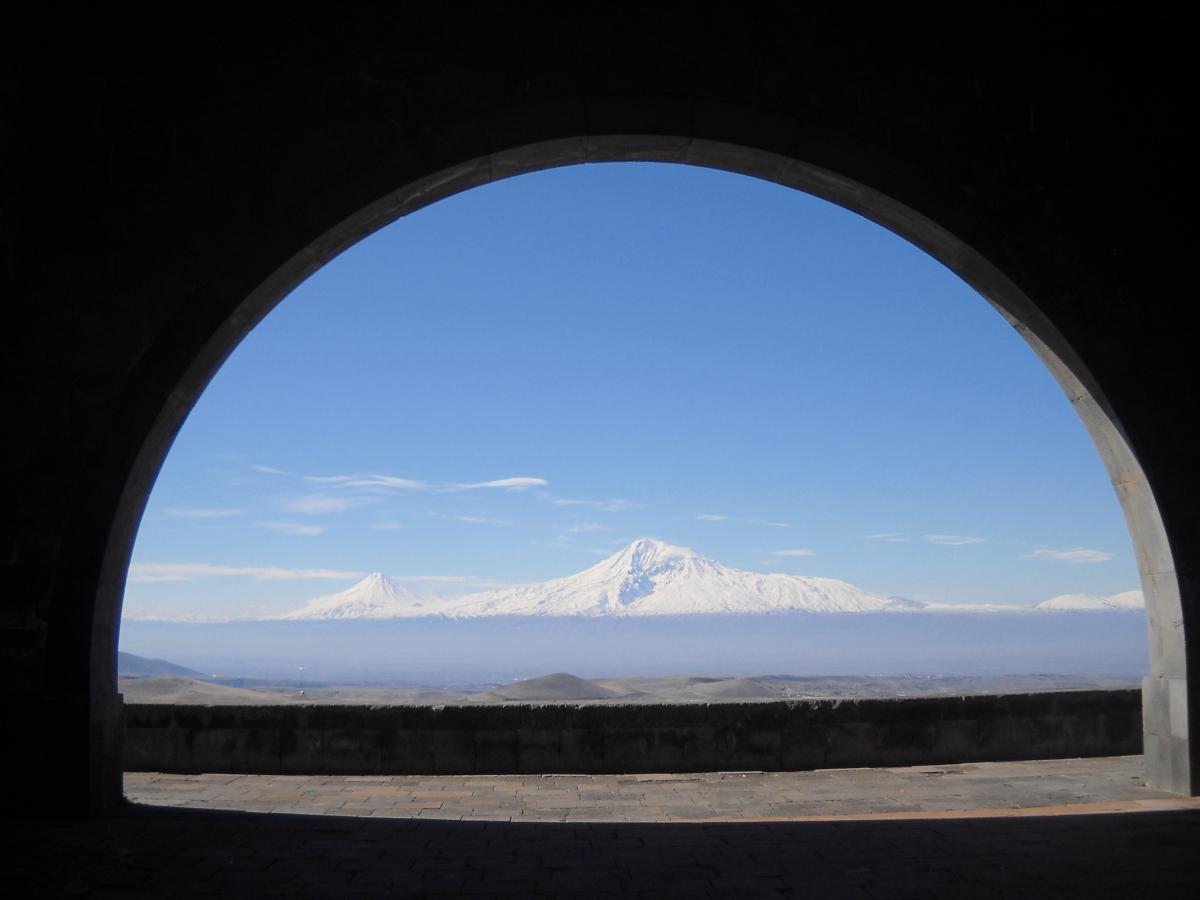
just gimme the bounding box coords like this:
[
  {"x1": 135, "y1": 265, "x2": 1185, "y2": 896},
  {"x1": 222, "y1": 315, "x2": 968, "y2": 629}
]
[{"x1": 120, "y1": 610, "x2": 1149, "y2": 688}]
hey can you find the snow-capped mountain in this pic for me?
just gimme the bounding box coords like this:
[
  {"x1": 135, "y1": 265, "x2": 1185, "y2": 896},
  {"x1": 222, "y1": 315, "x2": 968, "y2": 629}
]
[
  {"x1": 275, "y1": 572, "x2": 435, "y2": 620},
  {"x1": 446, "y1": 538, "x2": 917, "y2": 617},
  {"x1": 266, "y1": 540, "x2": 1144, "y2": 621},
  {"x1": 1034, "y1": 590, "x2": 1144, "y2": 611}
]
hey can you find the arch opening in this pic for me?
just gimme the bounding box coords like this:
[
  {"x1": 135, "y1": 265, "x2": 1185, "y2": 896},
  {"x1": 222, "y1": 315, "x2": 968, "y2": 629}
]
[{"x1": 96, "y1": 138, "x2": 1190, "y2": 801}]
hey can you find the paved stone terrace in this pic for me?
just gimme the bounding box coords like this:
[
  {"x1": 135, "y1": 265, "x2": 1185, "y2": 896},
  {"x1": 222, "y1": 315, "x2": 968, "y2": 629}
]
[
  {"x1": 125, "y1": 756, "x2": 1187, "y2": 822},
  {"x1": 6, "y1": 757, "x2": 1200, "y2": 897}
]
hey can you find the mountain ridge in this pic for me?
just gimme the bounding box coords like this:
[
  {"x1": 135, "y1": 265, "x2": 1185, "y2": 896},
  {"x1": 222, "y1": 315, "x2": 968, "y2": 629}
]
[{"x1": 262, "y1": 538, "x2": 1144, "y2": 621}]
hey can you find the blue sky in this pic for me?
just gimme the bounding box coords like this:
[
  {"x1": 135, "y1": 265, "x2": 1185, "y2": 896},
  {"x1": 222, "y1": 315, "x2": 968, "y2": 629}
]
[{"x1": 123, "y1": 163, "x2": 1139, "y2": 619}]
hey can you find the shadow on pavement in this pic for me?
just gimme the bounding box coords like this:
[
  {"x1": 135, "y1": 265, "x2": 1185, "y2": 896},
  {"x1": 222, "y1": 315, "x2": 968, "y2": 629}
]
[{"x1": 5, "y1": 802, "x2": 1199, "y2": 897}]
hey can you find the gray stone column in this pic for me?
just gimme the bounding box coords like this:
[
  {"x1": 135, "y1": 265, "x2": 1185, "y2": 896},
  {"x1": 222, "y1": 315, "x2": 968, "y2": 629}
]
[{"x1": 1023, "y1": 330, "x2": 1194, "y2": 795}]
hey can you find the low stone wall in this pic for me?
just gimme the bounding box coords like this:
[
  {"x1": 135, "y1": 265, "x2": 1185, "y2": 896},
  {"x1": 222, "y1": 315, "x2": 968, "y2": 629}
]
[{"x1": 124, "y1": 689, "x2": 1141, "y2": 775}]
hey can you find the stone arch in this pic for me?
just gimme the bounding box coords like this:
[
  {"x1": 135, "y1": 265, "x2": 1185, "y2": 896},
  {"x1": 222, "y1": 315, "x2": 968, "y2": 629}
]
[{"x1": 88, "y1": 133, "x2": 1190, "y2": 808}]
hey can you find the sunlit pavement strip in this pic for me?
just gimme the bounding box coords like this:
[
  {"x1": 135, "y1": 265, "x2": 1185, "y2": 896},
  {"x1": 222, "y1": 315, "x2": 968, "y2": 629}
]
[{"x1": 125, "y1": 755, "x2": 1200, "y2": 822}]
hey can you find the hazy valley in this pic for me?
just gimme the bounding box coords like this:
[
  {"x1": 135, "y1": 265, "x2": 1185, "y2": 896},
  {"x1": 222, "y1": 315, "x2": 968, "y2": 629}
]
[{"x1": 119, "y1": 653, "x2": 1139, "y2": 707}]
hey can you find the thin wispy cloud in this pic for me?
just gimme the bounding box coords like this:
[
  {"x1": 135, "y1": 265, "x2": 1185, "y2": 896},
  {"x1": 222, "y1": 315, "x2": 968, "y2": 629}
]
[
  {"x1": 545, "y1": 533, "x2": 579, "y2": 551},
  {"x1": 565, "y1": 522, "x2": 608, "y2": 533},
  {"x1": 448, "y1": 476, "x2": 548, "y2": 491},
  {"x1": 305, "y1": 474, "x2": 428, "y2": 491},
  {"x1": 696, "y1": 513, "x2": 790, "y2": 528},
  {"x1": 430, "y1": 513, "x2": 513, "y2": 527},
  {"x1": 1026, "y1": 547, "x2": 1115, "y2": 564},
  {"x1": 279, "y1": 494, "x2": 374, "y2": 515},
  {"x1": 542, "y1": 531, "x2": 625, "y2": 554},
  {"x1": 259, "y1": 466, "x2": 543, "y2": 494},
  {"x1": 865, "y1": 532, "x2": 912, "y2": 543},
  {"x1": 128, "y1": 563, "x2": 362, "y2": 583},
  {"x1": 925, "y1": 534, "x2": 986, "y2": 546},
  {"x1": 544, "y1": 494, "x2": 640, "y2": 512},
  {"x1": 165, "y1": 508, "x2": 245, "y2": 519},
  {"x1": 774, "y1": 548, "x2": 815, "y2": 557},
  {"x1": 251, "y1": 465, "x2": 292, "y2": 476},
  {"x1": 257, "y1": 521, "x2": 325, "y2": 536}
]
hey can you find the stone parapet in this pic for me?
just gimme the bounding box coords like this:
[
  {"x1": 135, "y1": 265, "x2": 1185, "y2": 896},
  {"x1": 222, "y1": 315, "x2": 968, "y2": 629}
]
[{"x1": 124, "y1": 689, "x2": 1141, "y2": 776}]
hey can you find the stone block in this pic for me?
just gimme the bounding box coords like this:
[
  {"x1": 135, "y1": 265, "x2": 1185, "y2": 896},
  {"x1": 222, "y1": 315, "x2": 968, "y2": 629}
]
[{"x1": 1143, "y1": 677, "x2": 1171, "y2": 736}]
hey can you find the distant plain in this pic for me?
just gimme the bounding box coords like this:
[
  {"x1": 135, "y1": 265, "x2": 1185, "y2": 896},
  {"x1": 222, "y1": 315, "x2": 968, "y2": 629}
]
[{"x1": 119, "y1": 655, "x2": 1139, "y2": 707}]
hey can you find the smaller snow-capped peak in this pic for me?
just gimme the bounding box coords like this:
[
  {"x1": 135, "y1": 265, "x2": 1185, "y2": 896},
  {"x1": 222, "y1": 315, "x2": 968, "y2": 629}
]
[
  {"x1": 277, "y1": 571, "x2": 424, "y2": 620},
  {"x1": 1034, "y1": 590, "x2": 1145, "y2": 611}
]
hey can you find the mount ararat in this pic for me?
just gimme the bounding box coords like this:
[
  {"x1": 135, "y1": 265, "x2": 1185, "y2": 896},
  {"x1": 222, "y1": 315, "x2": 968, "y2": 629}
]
[{"x1": 273, "y1": 538, "x2": 1142, "y2": 621}]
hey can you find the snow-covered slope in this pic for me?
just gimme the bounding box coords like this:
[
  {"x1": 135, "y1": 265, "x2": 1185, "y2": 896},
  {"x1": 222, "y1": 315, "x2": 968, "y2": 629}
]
[
  {"x1": 275, "y1": 572, "x2": 438, "y2": 620},
  {"x1": 1034, "y1": 590, "x2": 1145, "y2": 611},
  {"x1": 269, "y1": 540, "x2": 1144, "y2": 620},
  {"x1": 447, "y1": 538, "x2": 917, "y2": 617}
]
